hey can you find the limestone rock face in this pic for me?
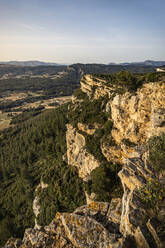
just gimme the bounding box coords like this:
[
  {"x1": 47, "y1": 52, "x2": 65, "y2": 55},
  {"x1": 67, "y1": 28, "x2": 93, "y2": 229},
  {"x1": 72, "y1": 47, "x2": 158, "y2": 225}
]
[
  {"x1": 101, "y1": 143, "x2": 122, "y2": 163},
  {"x1": 85, "y1": 191, "x2": 96, "y2": 205},
  {"x1": 5, "y1": 202, "x2": 132, "y2": 248},
  {"x1": 33, "y1": 181, "x2": 48, "y2": 229},
  {"x1": 119, "y1": 158, "x2": 150, "y2": 234},
  {"x1": 80, "y1": 75, "x2": 111, "y2": 99},
  {"x1": 101, "y1": 142, "x2": 143, "y2": 164},
  {"x1": 77, "y1": 122, "x2": 101, "y2": 135},
  {"x1": 66, "y1": 124, "x2": 100, "y2": 179},
  {"x1": 81, "y1": 75, "x2": 165, "y2": 164},
  {"x1": 111, "y1": 82, "x2": 165, "y2": 144},
  {"x1": 118, "y1": 157, "x2": 165, "y2": 248}
]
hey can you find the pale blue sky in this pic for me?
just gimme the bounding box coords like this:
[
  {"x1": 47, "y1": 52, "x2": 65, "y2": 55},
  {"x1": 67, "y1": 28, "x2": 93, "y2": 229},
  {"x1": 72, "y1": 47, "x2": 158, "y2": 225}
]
[{"x1": 0, "y1": 0, "x2": 165, "y2": 64}]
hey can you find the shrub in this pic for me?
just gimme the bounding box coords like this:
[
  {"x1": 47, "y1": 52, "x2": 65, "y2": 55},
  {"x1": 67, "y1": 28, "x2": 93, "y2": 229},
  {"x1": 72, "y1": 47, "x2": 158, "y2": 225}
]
[
  {"x1": 147, "y1": 133, "x2": 165, "y2": 172},
  {"x1": 84, "y1": 120, "x2": 114, "y2": 162},
  {"x1": 85, "y1": 128, "x2": 104, "y2": 161},
  {"x1": 122, "y1": 138, "x2": 136, "y2": 147},
  {"x1": 145, "y1": 72, "x2": 161, "y2": 82},
  {"x1": 68, "y1": 96, "x2": 109, "y2": 127},
  {"x1": 101, "y1": 120, "x2": 113, "y2": 143},
  {"x1": 138, "y1": 178, "x2": 165, "y2": 212},
  {"x1": 73, "y1": 89, "x2": 87, "y2": 99},
  {"x1": 94, "y1": 71, "x2": 143, "y2": 92},
  {"x1": 116, "y1": 71, "x2": 139, "y2": 91},
  {"x1": 86, "y1": 163, "x2": 123, "y2": 201}
]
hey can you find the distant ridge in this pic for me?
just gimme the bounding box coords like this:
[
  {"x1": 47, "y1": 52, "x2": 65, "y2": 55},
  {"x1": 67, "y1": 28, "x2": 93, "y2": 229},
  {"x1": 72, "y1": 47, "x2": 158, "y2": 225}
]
[
  {"x1": 0, "y1": 60, "x2": 62, "y2": 67},
  {"x1": 109, "y1": 60, "x2": 165, "y2": 67},
  {"x1": 1, "y1": 60, "x2": 165, "y2": 67}
]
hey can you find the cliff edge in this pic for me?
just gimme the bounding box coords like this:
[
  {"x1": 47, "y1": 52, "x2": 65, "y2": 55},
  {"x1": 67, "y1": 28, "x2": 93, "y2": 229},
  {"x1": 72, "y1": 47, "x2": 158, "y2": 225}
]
[{"x1": 5, "y1": 72, "x2": 165, "y2": 248}]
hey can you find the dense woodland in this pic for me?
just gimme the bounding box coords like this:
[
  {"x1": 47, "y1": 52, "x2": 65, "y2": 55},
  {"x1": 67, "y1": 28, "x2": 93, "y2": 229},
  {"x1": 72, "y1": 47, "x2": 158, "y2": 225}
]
[
  {"x1": 0, "y1": 63, "x2": 155, "y2": 78},
  {"x1": 0, "y1": 65, "x2": 67, "y2": 77},
  {"x1": 0, "y1": 104, "x2": 85, "y2": 246}
]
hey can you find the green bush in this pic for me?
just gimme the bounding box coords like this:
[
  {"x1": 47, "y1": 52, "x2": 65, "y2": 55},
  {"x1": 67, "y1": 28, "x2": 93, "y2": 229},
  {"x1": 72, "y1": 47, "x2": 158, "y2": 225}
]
[
  {"x1": 116, "y1": 71, "x2": 139, "y2": 91},
  {"x1": 138, "y1": 178, "x2": 165, "y2": 212},
  {"x1": 73, "y1": 89, "x2": 87, "y2": 100},
  {"x1": 68, "y1": 96, "x2": 109, "y2": 128},
  {"x1": 94, "y1": 71, "x2": 143, "y2": 92},
  {"x1": 102, "y1": 120, "x2": 113, "y2": 142},
  {"x1": 145, "y1": 72, "x2": 162, "y2": 82},
  {"x1": 85, "y1": 163, "x2": 123, "y2": 201},
  {"x1": 93, "y1": 71, "x2": 165, "y2": 94},
  {"x1": 85, "y1": 130, "x2": 103, "y2": 161},
  {"x1": 80, "y1": 117, "x2": 122, "y2": 201},
  {"x1": 147, "y1": 133, "x2": 165, "y2": 172},
  {"x1": 84, "y1": 120, "x2": 114, "y2": 162}
]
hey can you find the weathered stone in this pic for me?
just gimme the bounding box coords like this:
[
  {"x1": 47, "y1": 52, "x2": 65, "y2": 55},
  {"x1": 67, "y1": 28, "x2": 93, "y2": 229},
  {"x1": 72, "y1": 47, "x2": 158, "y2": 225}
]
[
  {"x1": 9, "y1": 201, "x2": 124, "y2": 248},
  {"x1": 4, "y1": 238, "x2": 22, "y2": 248},
  {"x1": 107, "y1": 198, "x2": 122, "y2": 224},
  {"x1": 77, "y1": 122, "x2": 101, "y2": 135},
  {"x1": 66, "y1": 124, "x2": 100, "y2": 179},
  {"x1": 33, "y1": 181, "x2": 48, "y2": 230},
  {"x1": 81, "y1": 74, "x2": 112, "y2": 99},
  {"x1": 74, "y1": 202, "x2": 110, "y2": 219},
  {"x1": 111, "y1": 82, "x2": 165, "y2": 145},
  {"x1": 85, "y1": 191, "x2": 96, "y2": 204},
  {"x1": 101, "y1": 143, "x2": 122, "y2": 163}
]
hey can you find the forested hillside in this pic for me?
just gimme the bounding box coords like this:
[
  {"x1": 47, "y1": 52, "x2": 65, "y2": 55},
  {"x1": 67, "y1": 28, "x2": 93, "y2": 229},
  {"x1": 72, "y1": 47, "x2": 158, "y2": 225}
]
[{"x1": 0, "y1": 104, "x2": 85, "y2": 246}]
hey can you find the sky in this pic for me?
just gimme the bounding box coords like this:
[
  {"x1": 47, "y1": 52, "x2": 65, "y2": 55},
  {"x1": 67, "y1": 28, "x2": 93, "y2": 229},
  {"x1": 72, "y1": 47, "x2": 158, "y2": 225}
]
[{"x1": 0, "y1": 0, "x2": 165, "y2": 64}]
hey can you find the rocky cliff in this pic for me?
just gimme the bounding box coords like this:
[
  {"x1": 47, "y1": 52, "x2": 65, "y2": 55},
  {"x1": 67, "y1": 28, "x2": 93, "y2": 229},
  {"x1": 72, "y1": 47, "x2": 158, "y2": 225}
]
[
  {"x1": 5, "y1": 73, "x2": 165, "y2": 248},
  {"x1": 66, "y1": 124, "x2": 100, "y2": 180}
]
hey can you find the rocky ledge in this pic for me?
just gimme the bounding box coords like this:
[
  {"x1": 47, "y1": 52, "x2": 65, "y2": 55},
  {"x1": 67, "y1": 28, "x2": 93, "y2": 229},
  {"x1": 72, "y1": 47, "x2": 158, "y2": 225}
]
[{"x1": 4, "y1": 157, "x2": 165, "y2": 248}]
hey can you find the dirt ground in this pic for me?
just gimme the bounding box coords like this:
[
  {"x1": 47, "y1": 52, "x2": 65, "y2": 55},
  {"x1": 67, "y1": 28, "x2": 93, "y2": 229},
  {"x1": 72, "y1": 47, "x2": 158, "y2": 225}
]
[
  {"x1": 0, "y1": 95, "x2": 72, "y2": 131},
  {"x1": 0, "y1": 111, "x2": 11, "y2": 130}
]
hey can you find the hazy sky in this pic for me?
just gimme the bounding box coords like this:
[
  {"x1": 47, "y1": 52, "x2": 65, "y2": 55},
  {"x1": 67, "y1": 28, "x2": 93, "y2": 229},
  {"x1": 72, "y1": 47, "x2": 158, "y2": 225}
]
[{"x1": 1, "y1": 0, "x2": 165, "y2": 64}]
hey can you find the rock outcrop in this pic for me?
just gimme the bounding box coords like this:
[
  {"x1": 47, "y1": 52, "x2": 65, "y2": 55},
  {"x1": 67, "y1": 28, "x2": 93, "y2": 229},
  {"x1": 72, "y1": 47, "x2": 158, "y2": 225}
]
[
  {"x1": 4, "y1": 201, "x2": 131, "y2": 248},
  {"x1": 33, "y1": 181, "x2": 48, "y2": 229},
  {"x1": 110, "y1": 82, "x2": 165, "y2": 144},
  {"x1": 81, "y1": 74, "x2": 165, "y2": 164},
  {"x1": 80, "y1": 75, "x2": 112, "y2": 99},
  {"x1": 66, "y1": 124, "x2": 100, "y2": 180}
]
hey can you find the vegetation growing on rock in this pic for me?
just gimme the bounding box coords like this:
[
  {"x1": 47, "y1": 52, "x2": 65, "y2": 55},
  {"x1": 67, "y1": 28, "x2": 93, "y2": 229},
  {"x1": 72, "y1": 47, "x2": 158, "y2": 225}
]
[
  {"x1": 147, "y1": 133, "x2": 165, "y2": 172},
  {"x1": 73, "y1": 88, "x2": 87, "y2": 100},
  {"x1": 138, "y1": 178, "x2": 165, "y2": 211},
  {"x1": 68, "y1": 95, "x2": 109, "y2": 127},
  {"x1": 93, "y1": 71, "x2": 165, "y2": 91},
  {"x1": 84, "y1": 163, "x2": 122, "y2": 201}
]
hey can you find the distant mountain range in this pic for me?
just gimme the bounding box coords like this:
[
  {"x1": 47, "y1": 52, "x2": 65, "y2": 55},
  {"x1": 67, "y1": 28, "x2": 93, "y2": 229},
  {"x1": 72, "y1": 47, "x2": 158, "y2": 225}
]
[
  {"x1": 0, "y1": 60, "x2": 165, "y2": 67},
  {"x1": 0, "y1": 61, "x2": 61, "y2": 67},
  {"x1": 114, "y1": 60, "x2": 165, "y2": 67},
  {"x1": 0, "y1": 62, "x2": 157, "y2": 79}
]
